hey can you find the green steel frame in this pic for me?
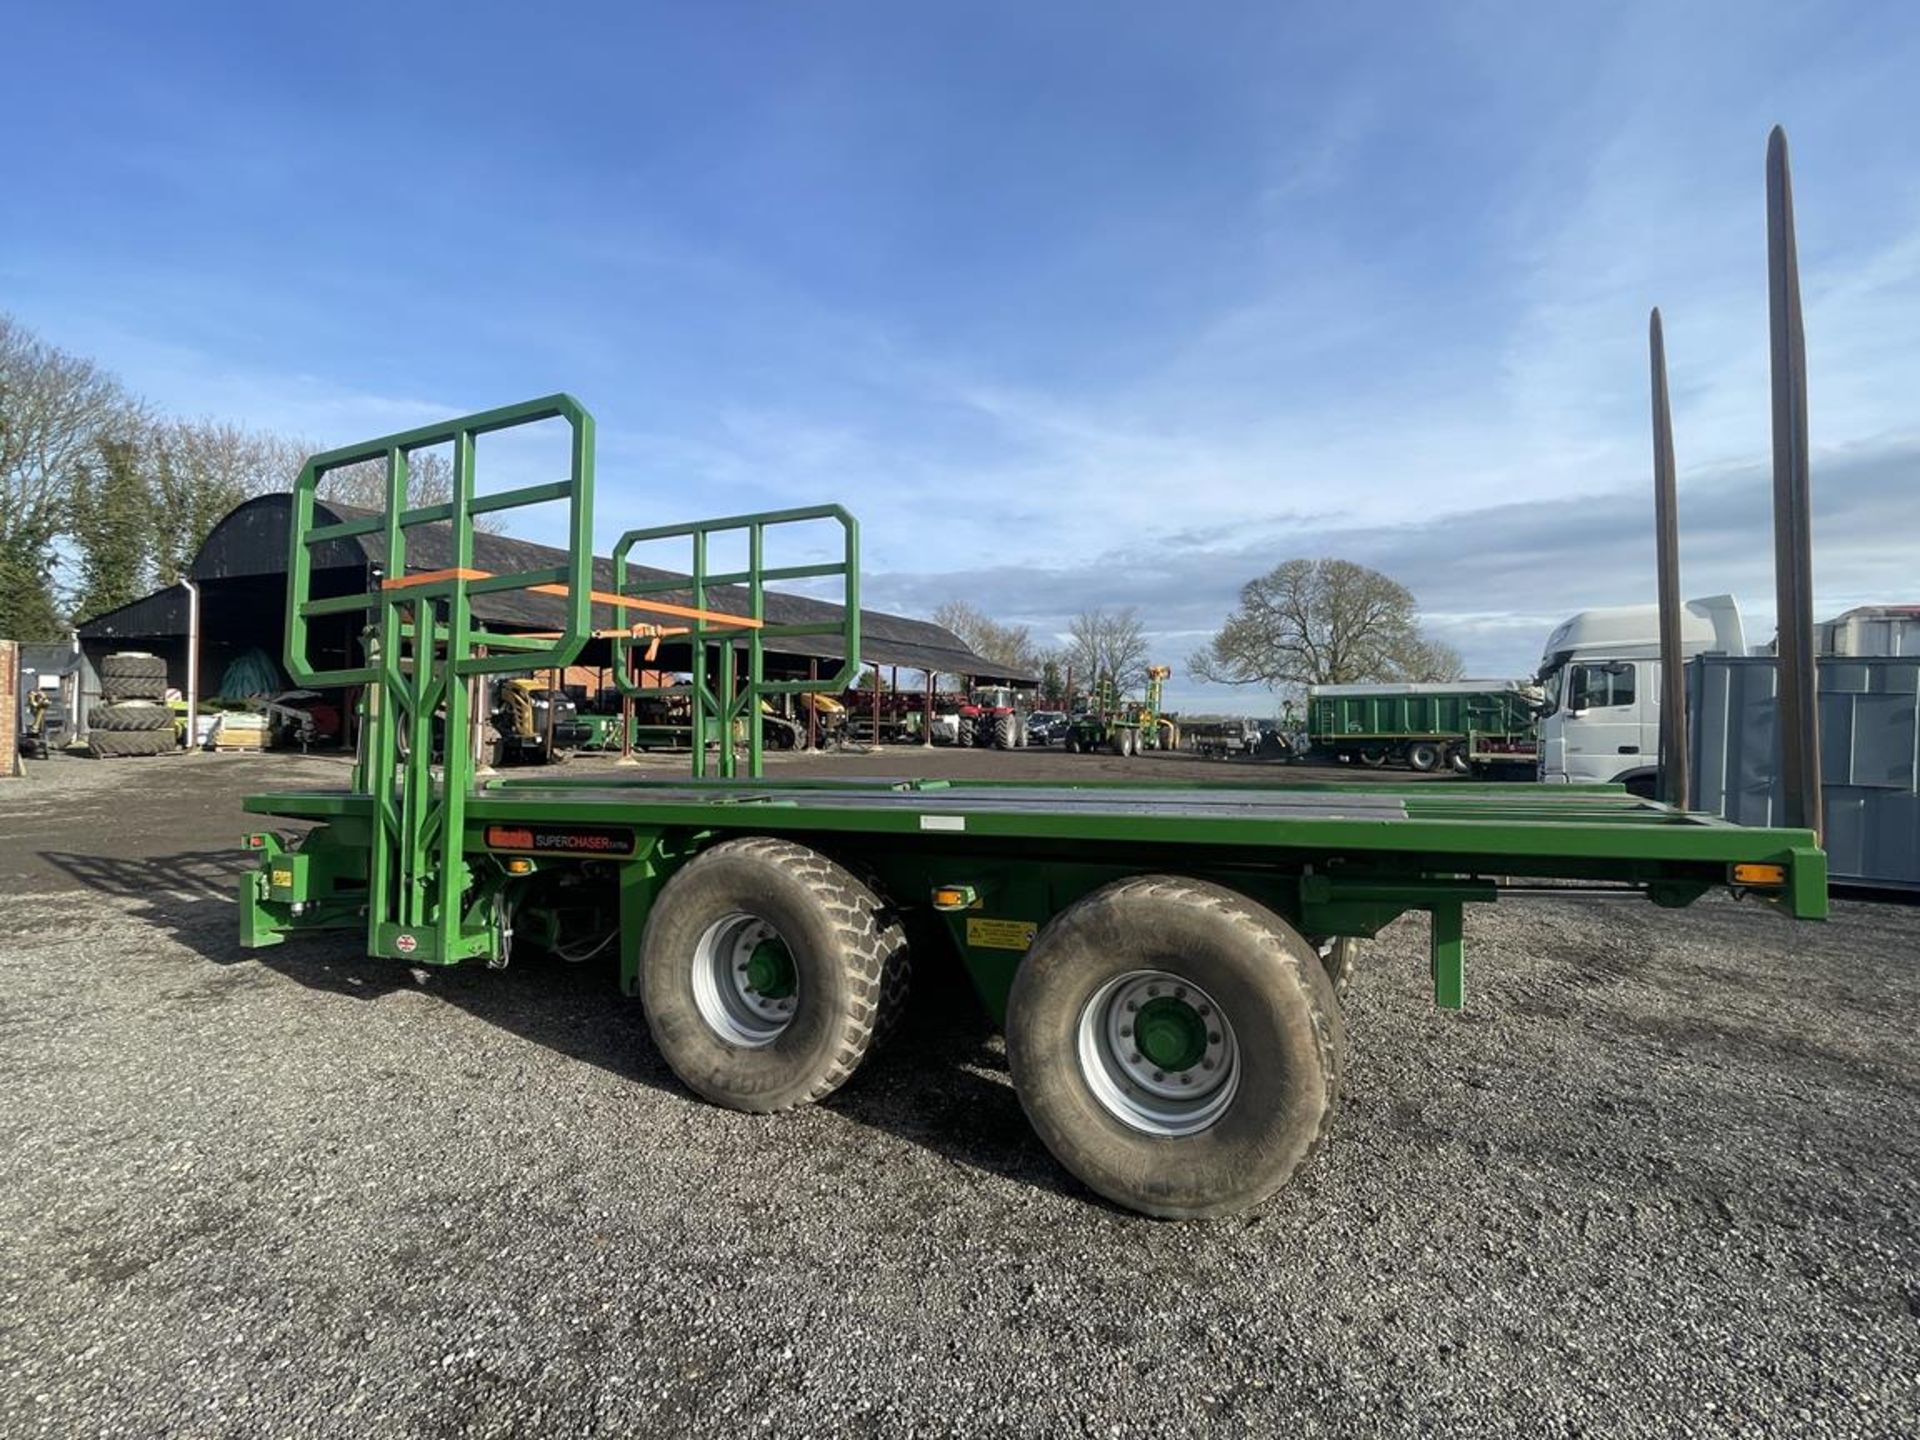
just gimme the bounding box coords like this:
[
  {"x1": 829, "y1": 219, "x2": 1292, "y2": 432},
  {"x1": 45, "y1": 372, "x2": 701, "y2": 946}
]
[
  {"x1": 610, "y1": 505, "x2": 858, "y2": 779},
  {"x1": 284, "y1": 395, "x2": 595, "y2": 964},
  {"x1": 246, "y1": 395, "x2": 1828, "y2": 1022}
]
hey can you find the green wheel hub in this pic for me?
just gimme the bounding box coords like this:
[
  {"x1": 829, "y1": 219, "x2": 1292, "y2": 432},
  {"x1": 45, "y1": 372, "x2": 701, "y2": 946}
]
[
  {"x1": 691, "y1": 912, "x2": 800, "y2": 1047},
  {"x1": 745, "y1": 937, "x2": 795, "y2": 999},
  {"x1": 1133, "y1": 996, "x2": 1209, "y2": 1072}
]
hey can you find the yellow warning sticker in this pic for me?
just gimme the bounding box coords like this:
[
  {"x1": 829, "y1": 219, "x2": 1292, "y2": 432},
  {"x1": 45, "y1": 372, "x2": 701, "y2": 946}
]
[
  {"x1": 270, "y1": 869, "x2": 294, "y2": 890},
  {"x1": 966, "y1": 917, "x2": 1037, "y2": 951}
]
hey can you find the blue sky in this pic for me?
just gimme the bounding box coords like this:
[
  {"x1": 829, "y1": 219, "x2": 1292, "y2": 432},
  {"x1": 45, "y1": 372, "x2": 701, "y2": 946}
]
[{"x1": 5, "y1": 2, "x2": 1918, "y2": 707}]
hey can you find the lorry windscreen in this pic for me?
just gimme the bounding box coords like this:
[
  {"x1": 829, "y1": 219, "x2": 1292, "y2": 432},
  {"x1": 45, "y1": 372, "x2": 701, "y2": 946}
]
[{"x1": 1538, "y1": 662, "x2": 1566, "y2": 717}]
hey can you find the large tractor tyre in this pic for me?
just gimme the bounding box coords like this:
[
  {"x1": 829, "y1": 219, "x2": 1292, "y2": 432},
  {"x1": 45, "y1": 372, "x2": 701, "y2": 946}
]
[
  {"x1": 100, "y1": 673, "x2": 167, "y2": 702},
  {"x1": 1406, "y1": 741, "x2": 1441, "y2": 773},
  {"x1": 88, "y1": 701, "x2": 175, "y2": 732},
  {"x1": 100, "y1": 652, "x2": 167, "y2": 682},
  {"x1": 1063, "y1": 734, "x2": 1079, "y2": 754},
  {"x1": 89, "y1": 728, "x2": 176, "y2": 758},
  {"x1": 1006, "y1": 876, "x2": 1345, "y2": 1219},
  {"x1": 1013, "y1": 716, "x2": 1027, "y2": 748},
  {"x1": 1108, "y1": 729, "x2": 1127, "y2": 757},
  {"x1": 992, "y1": 713, "x2": 1016, "y2": 750},
  {"x1": 638, "y1": 836, "x2": 910, "y2": 1113},
  {"x1": 956, "y1": 715, "x2": 977, "y2": 750},
  {"x1": 1314, "y1": 936, "x2": 1360, "y2": 1003}
]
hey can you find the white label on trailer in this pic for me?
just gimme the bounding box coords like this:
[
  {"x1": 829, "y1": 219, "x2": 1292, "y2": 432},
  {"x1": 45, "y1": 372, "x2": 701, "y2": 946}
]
[{"x1": 919, "y1": 814, "x2": 966, "y2": 832}]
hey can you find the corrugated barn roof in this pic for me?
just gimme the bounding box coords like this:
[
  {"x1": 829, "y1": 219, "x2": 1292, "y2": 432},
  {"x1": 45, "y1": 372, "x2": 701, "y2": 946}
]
[{"x1": 81, "y1": 494, "x2": 1036, "y2": 683}]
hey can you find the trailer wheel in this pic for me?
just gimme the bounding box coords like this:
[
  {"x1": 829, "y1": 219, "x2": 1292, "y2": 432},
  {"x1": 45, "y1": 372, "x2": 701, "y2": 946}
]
[
  {"x1": 1315, "y1": 936, "x2": 1359, "y2": 1002},
  {"x1": 1407, "y1": 741, "x2": 1440, "y2": 772},
  {"x1": 639, "y1": 837, "x2": 908, "y2": 1113},
  {"x1": 1448, "y1": 749, "x2": 1470, "y2": 775},
  {"x1": 1359, "y1": 747, "x2": 1387, "y2": 767},
  {"x1": 1006, "y1": 876, "x2": 1344, "y2": 1219}
]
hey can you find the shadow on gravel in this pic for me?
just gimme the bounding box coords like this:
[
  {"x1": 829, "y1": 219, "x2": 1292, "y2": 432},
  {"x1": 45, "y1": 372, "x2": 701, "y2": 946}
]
[{"x1": 39, "y1": 845, "x2": 1081, "y2": 1204}]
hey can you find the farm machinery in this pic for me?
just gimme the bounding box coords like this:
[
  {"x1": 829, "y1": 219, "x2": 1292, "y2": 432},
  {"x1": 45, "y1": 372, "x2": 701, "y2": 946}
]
[
  {"x1": 1065, "y1": 666, "x2": 1177, "y2": 756},
  {"x1": 235, "y1": 392, "x2": 1827, "y2": 1219},
  {"x1": 956, "y1": 684, "x2": 1026, "y2": 749}
]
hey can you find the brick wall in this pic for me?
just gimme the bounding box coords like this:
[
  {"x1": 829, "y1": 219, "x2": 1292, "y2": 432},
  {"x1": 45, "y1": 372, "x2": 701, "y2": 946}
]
[{"x1": 1, "y1": 640, "x2": 18, "y2": 778}]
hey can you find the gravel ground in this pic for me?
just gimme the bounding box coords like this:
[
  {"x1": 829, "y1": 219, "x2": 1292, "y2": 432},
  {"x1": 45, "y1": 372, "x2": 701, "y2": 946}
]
[{"x1": 1, "y1": 749, "x2": 1916, "y2": 1438}]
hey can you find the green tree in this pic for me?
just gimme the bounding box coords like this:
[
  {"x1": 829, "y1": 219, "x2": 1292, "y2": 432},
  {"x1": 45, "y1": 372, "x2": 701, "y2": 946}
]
[
  {"x1": 0, "y1": 536, "x2": 66, "y2": 640},
  {"x1": 1188, "y1": 558, "x2": 1463, "y2": 690},
  {"x1": 1039, "y1": 655, "x2": 1066, "y2": 705},
  {"x1": 69, "y1": 434, "x2": 155, "y2": 622}
]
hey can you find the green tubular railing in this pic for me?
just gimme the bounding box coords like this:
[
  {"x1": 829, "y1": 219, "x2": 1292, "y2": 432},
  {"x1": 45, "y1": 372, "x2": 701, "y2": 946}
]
[
  {"x1": 611, "y1": 505, "x2": 859, "y2": 778},
  {"x1": 285, "y1": 394, "x2": 595, "y2": 964}
]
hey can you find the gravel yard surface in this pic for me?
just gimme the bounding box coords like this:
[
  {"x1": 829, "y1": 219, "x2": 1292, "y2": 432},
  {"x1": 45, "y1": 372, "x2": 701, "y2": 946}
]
[{"x1": 1, "y1": 750, "x2": 1916, "y2": 1438}]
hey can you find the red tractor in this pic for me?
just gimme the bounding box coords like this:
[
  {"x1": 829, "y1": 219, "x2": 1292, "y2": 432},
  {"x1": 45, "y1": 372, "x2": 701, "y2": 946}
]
[{"x1": 956, "y1": 685, "x2": 1026, "y2": 749}]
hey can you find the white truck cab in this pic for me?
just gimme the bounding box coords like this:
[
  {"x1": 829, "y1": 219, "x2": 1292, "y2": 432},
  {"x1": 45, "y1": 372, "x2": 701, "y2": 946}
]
[{"x1": 1535, "y1": 595, "x2": 1745, "y2": 792}]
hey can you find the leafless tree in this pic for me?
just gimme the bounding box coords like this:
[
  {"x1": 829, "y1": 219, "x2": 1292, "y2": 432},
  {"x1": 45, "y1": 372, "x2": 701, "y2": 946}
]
[
  {"x1": 0, "y1": 314, "x2": 140, "y2": 553},
  {"x1": 1188, "y1": 557, "x2": 1462, "y2": 690},
  {"x1": 1066, "y1": 606, "x2": 1151, "y2": 694},
  {"x1": 148, "y1": 419, "x2": 310, "y2": 583},
  {"x1": 933, "y1": 599, "x2": 1042, "y2": 678},
  {"x1": 316, "y1": 447, "x2": 454, "y2": 512},
  {"x1": 0, "y1": 315, "x2": 142, "y2": 636}
]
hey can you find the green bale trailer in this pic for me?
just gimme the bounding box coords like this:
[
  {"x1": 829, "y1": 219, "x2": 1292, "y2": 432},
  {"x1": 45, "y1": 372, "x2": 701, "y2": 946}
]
[
  {"x1": 239, "y1": 398, "x2": 1826, "y2": 1218},
  {"x1": 1307, "y1": 681, "x2": 1539, "y2": 774}
]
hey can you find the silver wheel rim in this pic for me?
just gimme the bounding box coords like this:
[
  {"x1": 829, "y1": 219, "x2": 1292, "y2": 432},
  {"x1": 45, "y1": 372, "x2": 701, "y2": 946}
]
[
  {"x1": 691, "y1": 911, "x2": 798, "y2": 1047},
  {"x1": 1076, "y1": 969, "x2": 1240, "y2": 1137}
]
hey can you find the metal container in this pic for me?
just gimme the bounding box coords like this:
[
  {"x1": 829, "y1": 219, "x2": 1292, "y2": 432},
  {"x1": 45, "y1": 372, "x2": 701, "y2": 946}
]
[
  {"x1": 1690, "y1": 654, "x2": 1920, "y2": 891},
  {"x1": 1306, "y1": 683, "x2": 1535, "y2": 746},
  {"x1": 1815, "y1": 605, "x2": 1920, "y2": 658}
]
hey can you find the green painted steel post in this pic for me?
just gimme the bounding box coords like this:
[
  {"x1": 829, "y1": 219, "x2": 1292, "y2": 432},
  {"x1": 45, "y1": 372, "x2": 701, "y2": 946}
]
[
  {"x1": 747, "y1": 521, "x2": 765, "y2": 779},
  {"x1": 690, "y1": 529, "x2": 708, "y2": 779},
  {"x1": 717, "y1": 625, "x2": 737, "y2": 780},
  {"x1": 1431, "y1": 904, "x2": 1465, "y2": 1011}
]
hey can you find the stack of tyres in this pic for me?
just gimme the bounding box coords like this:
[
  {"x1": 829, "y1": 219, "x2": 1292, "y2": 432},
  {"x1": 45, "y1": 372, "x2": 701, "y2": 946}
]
[{"x1": 88, "y1": 653, "x2": 176, "y2": 757}]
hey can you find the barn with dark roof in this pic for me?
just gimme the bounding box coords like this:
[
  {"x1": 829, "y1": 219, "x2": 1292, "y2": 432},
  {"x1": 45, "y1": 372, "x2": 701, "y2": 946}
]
[{"x1": 76, "y1": 494, "x2": 1034, "y2": 710}]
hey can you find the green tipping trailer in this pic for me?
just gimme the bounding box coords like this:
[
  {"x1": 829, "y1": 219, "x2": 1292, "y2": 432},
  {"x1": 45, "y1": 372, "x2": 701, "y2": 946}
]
[
  {"x1": 238, "y1": 399, "x2": 1826, "y2": 1219},
  {"x1": 1307, "y1": 681, "x2": 1539, "y2": 774}
]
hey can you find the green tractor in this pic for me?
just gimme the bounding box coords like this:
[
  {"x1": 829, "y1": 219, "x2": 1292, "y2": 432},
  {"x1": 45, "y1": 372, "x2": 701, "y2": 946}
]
[{"x1": 1065, "y1": 667, "x2": 1177, "y2": 757}]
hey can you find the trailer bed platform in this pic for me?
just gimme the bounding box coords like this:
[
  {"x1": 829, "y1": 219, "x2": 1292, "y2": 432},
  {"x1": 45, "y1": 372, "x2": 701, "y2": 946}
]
[{"x1": 246, "y1": 773, "x2": 1826, "y2": 912}]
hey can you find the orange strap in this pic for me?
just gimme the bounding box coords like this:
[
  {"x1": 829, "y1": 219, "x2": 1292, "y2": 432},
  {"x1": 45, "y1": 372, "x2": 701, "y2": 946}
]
[{"x1": 382, "y1": 567, "x2": 762, "y2": 630}]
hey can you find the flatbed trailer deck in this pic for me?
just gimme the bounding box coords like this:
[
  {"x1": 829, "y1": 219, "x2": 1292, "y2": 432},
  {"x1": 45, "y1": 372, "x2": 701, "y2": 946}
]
[{"x1": 238, "y1": 396, "x2": 1827, "y2": 1218}]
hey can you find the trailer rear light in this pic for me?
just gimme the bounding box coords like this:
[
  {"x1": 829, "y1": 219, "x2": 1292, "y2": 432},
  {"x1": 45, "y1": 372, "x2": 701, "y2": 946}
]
[
  {"x1": 243, "y1": 833, "x2": 267, "y2": 849},
  {"x1": 1731, "y1": 863, "x2": 1787, "y2": 886},
  {"x1": 931, "y1": 885, "x2": 979, "y2": 912}
]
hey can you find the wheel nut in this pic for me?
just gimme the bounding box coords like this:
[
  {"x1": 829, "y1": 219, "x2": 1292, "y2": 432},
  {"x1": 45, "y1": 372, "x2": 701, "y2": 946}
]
[
  {"x1": 1119, "y1": 1025, "x2": 1132, "y2": 1038},
  {"x1": 1208, "y1": 1031, "x2": 1221, "y2": 1044}
]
